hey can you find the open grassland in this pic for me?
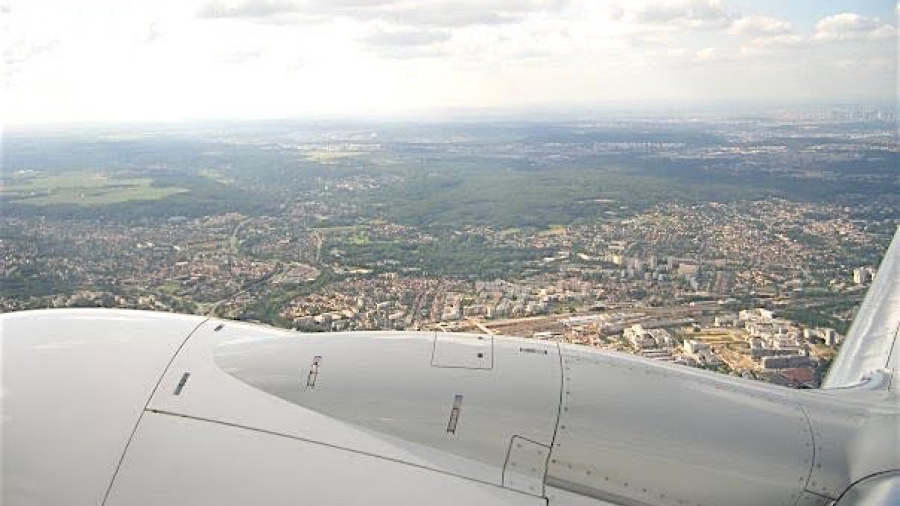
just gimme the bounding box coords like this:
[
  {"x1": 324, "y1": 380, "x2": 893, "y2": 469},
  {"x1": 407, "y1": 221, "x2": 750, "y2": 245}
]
[{"x1": 2, "y1": 172, "x2": 187, "y2": 206}]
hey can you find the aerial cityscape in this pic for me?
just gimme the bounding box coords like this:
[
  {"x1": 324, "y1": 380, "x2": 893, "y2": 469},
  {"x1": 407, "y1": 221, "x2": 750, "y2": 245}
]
[
  {"x1": 3, "y1": 106, "x2": 896, "y2": 388},
  {"x1": 5, "y1": 0, "x2": 900, "y2": 503}
]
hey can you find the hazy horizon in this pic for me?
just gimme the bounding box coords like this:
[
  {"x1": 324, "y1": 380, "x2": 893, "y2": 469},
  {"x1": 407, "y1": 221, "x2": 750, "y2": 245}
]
[{"x1": 6, "y1": 101, "x2": 898, "y2": 133}]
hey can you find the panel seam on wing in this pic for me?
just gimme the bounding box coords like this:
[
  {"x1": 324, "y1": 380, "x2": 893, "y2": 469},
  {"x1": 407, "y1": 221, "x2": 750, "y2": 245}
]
[
  {"x1": 99, "y1": 317, "x2": 209, "y2": 506},
  {"x1": 144, "y1": 408, "x2": 543, "y2": 499}
]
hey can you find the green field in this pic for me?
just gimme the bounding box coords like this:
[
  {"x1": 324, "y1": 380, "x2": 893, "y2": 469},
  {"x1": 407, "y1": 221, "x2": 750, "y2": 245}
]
[{"x1": 2, "y1": 172, "x2": 187, "y2": 206}]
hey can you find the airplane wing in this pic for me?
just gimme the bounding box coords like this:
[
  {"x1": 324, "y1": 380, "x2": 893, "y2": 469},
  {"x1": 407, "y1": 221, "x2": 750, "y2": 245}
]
[
  {"x1": 1, "y1": 310, "x2": 559, "y2": 506},
  {"x1": 3, "y1": 224, "x2": 899, "y2": 506},
  {"x1": 823, "y1": 226, "x2": 900, "y2": 389}
]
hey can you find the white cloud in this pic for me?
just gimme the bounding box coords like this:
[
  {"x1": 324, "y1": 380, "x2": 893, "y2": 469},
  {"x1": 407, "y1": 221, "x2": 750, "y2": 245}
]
[
  {"x1": 728, "y1": 15, "x2": 792, "y2": 36},
  {"x1": 694, "y1": 46, "x2": 715, "y2": 60},
  {"x1": 834, "y1": 57, "x2": 894, "y2": 72},
  {"x1": 198, "y1": 0, "x2": 299, "y2": 19},
  {"x1": 197, "y1": 0, "x2": 569, "y2": 27},
  {"x1": 739, "y1": 34, "x2": 803, "y2": 56},
  {"x1": 215, "y1": 47, "x2": 265, "y2": 63},
  {"x1": 641, "y1": 46, "x2": 717, "y2": 63},
  {"x1": 727, "y1": 13, "x2": 799, "y2": 57},
  {"x1": 614, "y1": 0, "x2": 733, "y2": 30},
  {"x1": 812, "y1": 13, "x2": 896, "y2": 43},
  {"x1": 363, "y1": 29, "x2": 452, "y2": 47},
  {"x1": 359, "y1": 27, "x2": 454, "y2": 58}
]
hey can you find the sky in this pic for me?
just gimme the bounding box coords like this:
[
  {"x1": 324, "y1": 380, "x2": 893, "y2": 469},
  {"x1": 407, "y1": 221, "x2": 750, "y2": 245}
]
[{"x1": 2, "y1": 0, "x2": 898, "y2": 125}]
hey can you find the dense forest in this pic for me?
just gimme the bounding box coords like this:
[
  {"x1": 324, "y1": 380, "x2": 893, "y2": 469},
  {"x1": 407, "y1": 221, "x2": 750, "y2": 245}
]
[{"x1": 4, "y1": 120, "x2": 896, "y2": 231}]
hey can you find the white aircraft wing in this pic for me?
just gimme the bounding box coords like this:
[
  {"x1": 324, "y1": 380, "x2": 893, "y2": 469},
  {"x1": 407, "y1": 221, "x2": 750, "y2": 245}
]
[
  {"x1": 1, "y1": 310, "x2": 559, "y2": 506},
  {"x1": 823, "y1": 226, "x2": 900, "y2": 388},
  {"x1": 104, "y1": 412, "x2": 548, "y2": 506}
]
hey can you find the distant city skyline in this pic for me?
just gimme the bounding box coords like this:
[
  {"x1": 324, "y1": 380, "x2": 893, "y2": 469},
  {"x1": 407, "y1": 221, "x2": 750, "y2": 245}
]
[{"x1": 4, "y1": 0, "x2": 898, "y2": 125}]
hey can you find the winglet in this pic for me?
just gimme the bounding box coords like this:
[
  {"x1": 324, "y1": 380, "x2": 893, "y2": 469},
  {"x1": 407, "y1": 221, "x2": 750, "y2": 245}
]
[{"x1": 823, "y1": 226, "x2": 900, "y2": 389}]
